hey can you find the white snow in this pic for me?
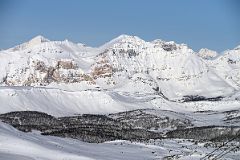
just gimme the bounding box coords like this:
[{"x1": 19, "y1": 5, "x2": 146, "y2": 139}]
[
  {"x1": 0, "y1": 35, "x2": 238, "y2": 99},
  {"x1": 198, "y1": 48, "x2": 218, "y2": 59},
  {"x1": 0, "y1": 121, "x2": 239, "y2": 160},
  {"x1": 0, "y1": 35, "x2": 239, "y2": 118},
  {"x1": 0, "y1": 35, "x2": 240, "y2": 160}
]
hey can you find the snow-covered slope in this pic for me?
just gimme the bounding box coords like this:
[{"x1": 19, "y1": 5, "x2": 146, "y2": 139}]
[
  {"x1": 1, "y1": 121, "x2": 240, "y2": 160},
  {"x1": 0, "y1": 121, "x2": 165, "y2": 160},
  {"x1": 208, "y1": 46, "x2": 240, "y2": 89}
]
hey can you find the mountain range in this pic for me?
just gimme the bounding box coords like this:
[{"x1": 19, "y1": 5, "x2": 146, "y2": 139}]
[
  {"x1": 0, "y1": 35, "x2": 240, "y2": 159},
  {"x1": 0, "y1": 35, "x2": 240, "y2": 102}
]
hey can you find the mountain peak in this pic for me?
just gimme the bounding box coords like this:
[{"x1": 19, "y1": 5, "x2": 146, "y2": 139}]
[
  {"x1": 198, "y1": 48, "x2": 218, "y2": 59},
  {"x1": 29, "y1": 35, "x2": 49, "y2": 43},
  {"x1": 100, "y1": 34, "x2": 145, "y2": 49},
  {"x1": 151, "y1": 39, "x2": 165, "y2": 44},
  {"x1": 110, "y1": 34, "x2": 143, "y2": 43},
  {"x1": 8, "y1": 35, "x2": 50, "y2": 51},
  {"x1": 25, "y1": 35, "x2": 50, "y2": 49},
  {"x1": 116, "y1": 34, "x2": 138, "y2": 39}
]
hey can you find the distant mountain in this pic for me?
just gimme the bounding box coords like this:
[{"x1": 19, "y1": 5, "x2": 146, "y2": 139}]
[
  {"x1": 198, "y1": 48, "x2": 218, "y2": 59},
  {"x1": 1, "y1": 35, "x2": 240, "y2": 160},
  {"x1": 0, "y1": 35, "x2": 239, "y2": 103}
]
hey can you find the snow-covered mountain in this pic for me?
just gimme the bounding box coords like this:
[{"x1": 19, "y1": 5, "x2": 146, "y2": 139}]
[
  {"x1": 198, "y1": 48, "x2": 218, "y2": 59},
  {"x1": 208, "y1": 46, "x2": 240, "y2": 89},
  {"x1": 0, "y1": 35, "x2": 239, "y2": 116},
  {"x1": 94, "y1": 35, "x2": 235, "y2": 100},
  {"x1": 1, "y1": 35, "x2": 240, "y2": 160},
  {"x1": 0, "y1": 35, "x2": 238, "y2": 102}
]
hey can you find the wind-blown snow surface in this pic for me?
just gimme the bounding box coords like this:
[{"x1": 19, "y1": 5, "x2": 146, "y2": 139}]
[{"x1": 1, "y1": 85, "x2": 240, "y2": 116}]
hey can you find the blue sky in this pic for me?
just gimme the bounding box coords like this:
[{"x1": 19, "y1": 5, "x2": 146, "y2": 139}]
[{"x1": 0, "y1": 0, "x2": 239, "y2": 52}]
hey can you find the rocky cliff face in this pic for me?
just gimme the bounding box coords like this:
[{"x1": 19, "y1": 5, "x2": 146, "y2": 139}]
[{"x1": 4, "y1": 59, "x2": 95, "y2": 86}]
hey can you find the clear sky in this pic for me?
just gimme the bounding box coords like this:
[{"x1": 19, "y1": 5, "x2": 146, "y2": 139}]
[{"x1": 0, "y1": 0, "x2": 239, "y2": 52}]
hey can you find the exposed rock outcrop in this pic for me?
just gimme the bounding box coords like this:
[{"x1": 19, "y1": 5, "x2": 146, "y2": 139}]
[{"x1": 4, "y1": 59, "x2": 95, "y2": 86}]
